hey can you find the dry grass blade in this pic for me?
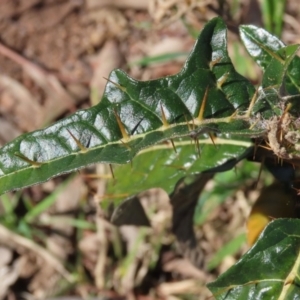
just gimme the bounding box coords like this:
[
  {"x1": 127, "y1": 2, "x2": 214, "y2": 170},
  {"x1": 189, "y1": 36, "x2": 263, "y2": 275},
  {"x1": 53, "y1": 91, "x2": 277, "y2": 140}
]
[{"x1": 0, "y1": 224, "x2": 73, "y2": 283}]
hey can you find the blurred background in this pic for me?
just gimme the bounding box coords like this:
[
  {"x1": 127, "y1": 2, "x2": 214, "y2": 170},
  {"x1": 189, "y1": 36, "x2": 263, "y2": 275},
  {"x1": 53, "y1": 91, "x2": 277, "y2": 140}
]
[{"x1": 0, "y1": 0, "x2": 298, "y2": 299}]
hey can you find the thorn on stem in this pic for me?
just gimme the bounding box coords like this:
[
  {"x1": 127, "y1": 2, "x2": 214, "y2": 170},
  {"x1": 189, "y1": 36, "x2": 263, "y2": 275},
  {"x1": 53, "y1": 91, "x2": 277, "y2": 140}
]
[
  {"x1": 67, "y1": 129, "x2": 88, "y2": 152},
  {"x1": 195, "y1": 138, "x2": 201, "y2": 157},
  {"x1": 131, "y1": 118, "x2": 144, "y2": 135},
  {"x1": 245, "y1": 89, "x2": 258, "y2": 118},
  {"x1": 226, "y1": 109, "x2": 238, "y2": 122},
  {"x1": 253, "y1": 139, "x2": 260, "y2": 160},
  {"x1": 249, "y1": 118, "x2": 260, "y2": 130},
  {"x1": 170, "y1": 139, "x2": 177, "y2": 153},
  {"x1": 160, "y1": 102, "x2": 169, "y2": 127},
  {"x1": 14, "y1": 153, "x2": 42, "y2": 168},
  {"x1": 217, "y1": 72, "x2": 229, "y2": 89},
  {"x1": 209, "y1": 56, "x2": 222, "y2": 69},
  {"x1": 184, "y1": 114, "x2": 193, "y2": 131},
  {"x1": 280, "y1": 103, "x2": 292, "y2": 123},
  {"x1": 114, "y1": 109, "x2": 129, "y2": 141},
  {"x1": 120, "y1": 140, "x2": 131, "y2": 150},
  {"x1": 208, "y1": 132, "x2": 217, "y2": 147},
  {"x1": 109, "y1": 164, "x2": 115, "y2": 180},
  {"x1": 198, "y1": 86, "x2": 209, "y2": 121},
  {"x1": 103, "y1": 77, "x2": 126, "y2": 92},
  {"x1": 255, "y1": 157, "x2": 265, "y2": 188}
]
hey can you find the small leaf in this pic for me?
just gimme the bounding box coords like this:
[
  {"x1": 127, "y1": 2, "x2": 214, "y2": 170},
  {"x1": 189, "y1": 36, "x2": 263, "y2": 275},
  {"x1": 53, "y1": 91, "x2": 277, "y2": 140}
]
[
  {"x1": 262, "y1": 44, "x2": 300, "y2": 89},
  {"x1": 239, "y1": 25, "x2": 285, "y2": 70},
  {"x1": 240, "y1": 24, "x2": 300, "y2": 96},
  {"x1": 208, "y1": 219, "x2": 300, "y2": 299},
  {"x1": 252, "y1": 45, "x2": 300, "y2": 118}
]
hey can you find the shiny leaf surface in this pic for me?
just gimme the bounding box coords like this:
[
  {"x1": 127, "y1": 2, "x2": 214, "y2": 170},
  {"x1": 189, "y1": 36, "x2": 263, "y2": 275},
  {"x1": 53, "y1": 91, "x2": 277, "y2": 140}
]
[
  {"x1": 253, "y1": 45, "x2": 300, "y2": 118},
  {"x1": 0, "y1": 17, "x2": 256, "y2": 195},
  {"x1": 208, "y1": 219, "x2": 300, "y2": 300},
  {"x1": 240, "y1": 24, "x2": 300, "y2": 95},
  {"x1": 239, "y1": 25, "x2": 285, "y2": 70},
  {"x1": 106, "y1": 136, "x2": 253, "y2": 204}
]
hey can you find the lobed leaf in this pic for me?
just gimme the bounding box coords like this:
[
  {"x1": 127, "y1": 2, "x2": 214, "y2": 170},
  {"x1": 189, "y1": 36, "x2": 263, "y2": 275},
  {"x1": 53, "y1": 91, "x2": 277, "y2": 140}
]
[{"x1": 0, "y1": 17, "x2": 256, "y2": 195}]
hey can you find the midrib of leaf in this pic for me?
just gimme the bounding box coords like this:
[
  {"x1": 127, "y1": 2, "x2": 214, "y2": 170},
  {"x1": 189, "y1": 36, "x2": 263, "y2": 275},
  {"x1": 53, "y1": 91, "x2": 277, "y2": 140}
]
[
  {"x1": 106, "y1": 137, "x2": 253, "y2": 204},
  {"x1": 286, "y1": 62, "x2": 300, "y2": 92},
  {"x1": 0, "y1": 117, "x2": 254, "y2": 195},
  {"x1": 139, "y1": 137, "x2": 252, "y2": 154},
  {"x1": 278, "y1": 246, "x2": 300, "y2": 300},
  {"x1": 240, "y1": 25, "x2": 300, "y2": 94},
  {"x1": 208, "y1": 219, "x2": 300, "y2": 299},
  {"x1": 247, "y1": 37, "x2": 285, "y2": 64},
  {"x1": 239, "y1": 25, "x2": 286, "y2": 69}
]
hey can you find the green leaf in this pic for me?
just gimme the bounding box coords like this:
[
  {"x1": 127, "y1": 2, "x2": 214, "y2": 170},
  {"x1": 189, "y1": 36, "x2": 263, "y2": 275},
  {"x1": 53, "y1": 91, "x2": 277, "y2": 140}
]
[
  {"x1": 248, "y1": 44, "x2": 300, "y2": 160},
  {"x1": 262, "y1": 45, "x2": 300, "y2": 89},
  {"x1": 106, "y1": 137, "x2": 253, "y2": 204},
  {"x1": 239, "y1": 25, "x2": 285, "y2": 70},
  {"x1": 208, "y1": 219, "x2": 300, "y2": 300},
  {"x1": 252, "y1": 45, "x2": 300, "y2": 118},
  {"x1": 285, "y1": 52, "x2": 300, "y2": 96},
  {"x1": 240, "y1": 25, "x2": 300, "y2": 95},
  {"x1": 0, "y1": 17, "x2": 255, "y2": 195}
]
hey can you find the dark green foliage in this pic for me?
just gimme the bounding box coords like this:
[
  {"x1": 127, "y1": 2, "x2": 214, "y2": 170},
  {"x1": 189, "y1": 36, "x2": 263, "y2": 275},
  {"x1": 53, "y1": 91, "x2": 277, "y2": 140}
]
[{"x1": 1, "y1": 17, "x2": 300, "y2": 299}]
